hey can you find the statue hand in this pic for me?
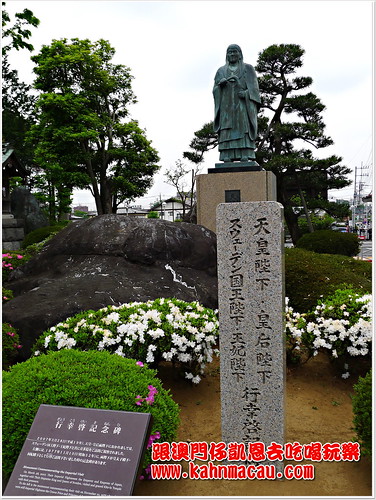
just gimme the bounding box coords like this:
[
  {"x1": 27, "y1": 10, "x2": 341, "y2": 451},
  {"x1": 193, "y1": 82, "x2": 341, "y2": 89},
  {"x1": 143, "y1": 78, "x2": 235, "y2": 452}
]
[{"x1": 219, "y1": 78, "x2": 227, "y2": 86}]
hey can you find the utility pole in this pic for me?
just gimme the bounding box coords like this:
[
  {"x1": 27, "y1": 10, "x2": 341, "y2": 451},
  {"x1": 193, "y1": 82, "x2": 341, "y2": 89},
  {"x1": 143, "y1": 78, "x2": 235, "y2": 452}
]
[
  {"x1": 352, "y1": 162, "x2": 370, "y2": 237},
  {"x1": 352, "y1": 166, "x2": 357, "y2": 233}
]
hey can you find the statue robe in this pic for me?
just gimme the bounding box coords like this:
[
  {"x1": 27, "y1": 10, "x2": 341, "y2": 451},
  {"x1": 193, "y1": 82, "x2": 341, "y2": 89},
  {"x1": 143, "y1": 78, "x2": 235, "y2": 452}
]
[{"x1": 213, "y1": 63, "x2": 261, "y2": 161}]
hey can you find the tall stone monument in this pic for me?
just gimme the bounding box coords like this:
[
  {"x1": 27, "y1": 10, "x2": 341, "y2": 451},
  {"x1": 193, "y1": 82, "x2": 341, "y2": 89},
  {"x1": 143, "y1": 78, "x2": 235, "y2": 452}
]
[
  {"x1": 196, "y1": 44, "x2": 276, "y2": 233},
  {"x1": 217, "y1": 201, "x2": 285, "y2": 461}
]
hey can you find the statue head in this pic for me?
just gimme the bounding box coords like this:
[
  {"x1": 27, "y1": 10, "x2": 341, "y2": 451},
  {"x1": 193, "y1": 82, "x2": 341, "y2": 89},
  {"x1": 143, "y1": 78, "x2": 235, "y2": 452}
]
[{"x1": 226, "y1": 44, "x2": 243, "y2": 63}]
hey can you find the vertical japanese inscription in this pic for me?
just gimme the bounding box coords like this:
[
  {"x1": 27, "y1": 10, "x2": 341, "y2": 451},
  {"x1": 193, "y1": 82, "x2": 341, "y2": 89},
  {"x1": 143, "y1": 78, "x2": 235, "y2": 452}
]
[
  {"x1": 217, "y1": 202, "x2": 285, "y2": 454},
  {"x1": 228, "y1": 218, "x2": 246, "y2": 382},
  {"x1": 253, "y1": 217, "x2": 273, "y2": 387}
]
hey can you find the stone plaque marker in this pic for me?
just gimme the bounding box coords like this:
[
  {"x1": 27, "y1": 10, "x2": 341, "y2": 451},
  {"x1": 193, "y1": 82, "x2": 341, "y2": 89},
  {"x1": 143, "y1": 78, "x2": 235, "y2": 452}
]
[
  {"x1": 216, "y1": 201, "x2": 285, "y2": 459},
  {"x1": 225, "y1": 190, "x2": 241, "y2": 203},
  {"x1": 4, "y1": 404, "x2": 153, "y2": 496}
]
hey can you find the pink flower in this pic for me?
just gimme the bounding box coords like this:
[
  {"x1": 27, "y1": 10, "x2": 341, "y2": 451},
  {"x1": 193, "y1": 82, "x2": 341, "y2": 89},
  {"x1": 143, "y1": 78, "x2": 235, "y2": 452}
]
[
  {"x1": 6, "y1": 332, "x2": 15, "y2": 337},
  {"x1": 16, "y1": 255, "x2": 23, "y2": 259},
  {"x1": 147, "y1": 432, "x2": 161, "y2": 449},
  {"x1": 136, "y1": 361, "x2": 144, "y2": 367},
  {"x1": 135, "y1": 395, "x2": 143, "y2": 406},
  {"x1": 135, "y1": 386, "x2": 158, "y2": 406}
]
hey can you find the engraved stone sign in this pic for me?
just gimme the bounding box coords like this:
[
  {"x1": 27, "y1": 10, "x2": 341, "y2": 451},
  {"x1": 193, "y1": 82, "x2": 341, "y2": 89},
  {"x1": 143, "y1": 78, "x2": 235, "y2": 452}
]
[
  {"x1": 4, "y1": 404, "x2": 153, "y2": 496},
  {"x1": 216, "y1": 201, "x2": 285, "y2": 458}
]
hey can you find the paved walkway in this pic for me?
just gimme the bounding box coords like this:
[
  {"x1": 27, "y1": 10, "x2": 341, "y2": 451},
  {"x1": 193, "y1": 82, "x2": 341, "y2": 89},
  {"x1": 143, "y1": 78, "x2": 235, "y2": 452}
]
[{"x1": 357, "y1": 240, "x2": 372, "y2": 260}]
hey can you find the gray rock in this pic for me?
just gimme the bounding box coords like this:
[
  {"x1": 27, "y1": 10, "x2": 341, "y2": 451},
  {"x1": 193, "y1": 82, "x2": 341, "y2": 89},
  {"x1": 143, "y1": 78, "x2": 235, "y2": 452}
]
[
  {"x1": 10, "y1": 187, "x2": 49, "y2": 235},
  {"x1": 3, "y1": 215, "x2": 218, "y2": 359}
]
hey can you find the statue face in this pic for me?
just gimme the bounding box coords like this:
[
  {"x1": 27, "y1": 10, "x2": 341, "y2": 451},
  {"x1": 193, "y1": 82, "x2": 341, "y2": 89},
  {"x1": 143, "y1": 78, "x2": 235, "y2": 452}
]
[{"x1": 227, "y1": 47, "x2": 240, "y2": 63}]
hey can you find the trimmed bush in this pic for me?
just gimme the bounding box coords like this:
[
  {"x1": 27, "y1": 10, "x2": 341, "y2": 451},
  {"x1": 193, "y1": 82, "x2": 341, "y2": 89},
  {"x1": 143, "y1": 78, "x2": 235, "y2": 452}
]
[
  {"x1": 2, "y1": 323, "x2": 22, "y2": 370},
  {"x1": 147, "y1": 211, "x2": 160, "y2": 219},
  {"x1": 32, "y1": 298, "x2": 219, "y2": 384},
  {"x1": 296, "y1": 229, "x2": 360, "y2": 257},
  {"x1": 285, "y1": 248, "x2": 372, "y2": 312},
  {"x1": 21, "y1": 222, "x2": 68, "y2": 249},
  {"x1": 2, "y1": 350, "x2": 180, "y2": 479},
  {"x1": 298, "y1": 214, "x2": 334, "y2": 236},
  {"x1": 352, "y1": 370, "x2": 372, "y2": 456}
]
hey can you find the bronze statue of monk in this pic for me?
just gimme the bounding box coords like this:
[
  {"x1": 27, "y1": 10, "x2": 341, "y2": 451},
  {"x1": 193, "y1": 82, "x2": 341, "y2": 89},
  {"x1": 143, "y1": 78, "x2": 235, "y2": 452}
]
[{"x1": 213, "y1": 44, "x2": 261, "y2": 164}]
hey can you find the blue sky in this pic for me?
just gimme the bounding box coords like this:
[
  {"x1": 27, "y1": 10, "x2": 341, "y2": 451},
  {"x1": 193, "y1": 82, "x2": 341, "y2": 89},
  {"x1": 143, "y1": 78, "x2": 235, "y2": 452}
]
[{"x1": 5, "y1": 0, "x2": 374, "y2": 209}]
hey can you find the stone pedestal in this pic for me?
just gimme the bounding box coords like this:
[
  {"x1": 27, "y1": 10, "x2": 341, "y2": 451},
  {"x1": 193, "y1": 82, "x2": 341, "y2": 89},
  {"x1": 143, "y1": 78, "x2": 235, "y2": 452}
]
[
  {"x1": 196, "y1": 170, "x2": 276, "y2": 232},
  {"x1": 2, "y1": 216, "x2": 25, "y2": 251}
]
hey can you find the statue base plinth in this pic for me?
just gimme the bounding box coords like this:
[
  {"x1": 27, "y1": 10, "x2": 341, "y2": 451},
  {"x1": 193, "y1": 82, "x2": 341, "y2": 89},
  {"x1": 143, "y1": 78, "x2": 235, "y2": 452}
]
[
  {"x1": 209, "y1": 161, "x2": 262, "y2": 173},
  {"x1": 196, "y1": 169, "x2": 277, "y2": 233}
]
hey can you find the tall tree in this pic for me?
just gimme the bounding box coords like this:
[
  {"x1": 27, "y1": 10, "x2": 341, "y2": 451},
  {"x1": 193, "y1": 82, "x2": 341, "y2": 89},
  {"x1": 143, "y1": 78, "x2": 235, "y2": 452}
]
[
  {"x1": 186, "y1": 44, "x2": 351, "y2": 243},
  {"x1": 2, "y1": 2, "x2": 40, "y2": 169},
  {"x1": 29, "y1": 38, "x2": 160, "y2": 216}
]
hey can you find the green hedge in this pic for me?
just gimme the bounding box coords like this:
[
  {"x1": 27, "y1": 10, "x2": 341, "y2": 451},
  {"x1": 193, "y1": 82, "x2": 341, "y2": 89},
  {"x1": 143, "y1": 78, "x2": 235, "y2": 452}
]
[
  {"x1": 2, "y1": 350, "x2": 180, "y2": 479},
  {"x1": 296, "y1": 230, "x2": 360, "y2": 257},
  {"x1": 352, "y1": 370, "x2": 372, "y2": 456},
  {"x1": 285, "y1": 248, "x2": 372, "y2": 312},
  {"x1": 21, "y1": 222, "x2": 69, "y2": 249}
]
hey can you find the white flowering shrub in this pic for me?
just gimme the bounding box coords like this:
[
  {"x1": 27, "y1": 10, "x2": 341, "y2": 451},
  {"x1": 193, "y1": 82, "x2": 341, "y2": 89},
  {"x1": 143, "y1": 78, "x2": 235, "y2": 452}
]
[
  {"x1": 286, "y1": 288, "x2": 372, "y2": 377},
  {"x1": 33, "y1": 298, "x2": 219, "y2": 384},
  {"x1": 285, "y1": 297, "x2": 315, "y2": 365}
]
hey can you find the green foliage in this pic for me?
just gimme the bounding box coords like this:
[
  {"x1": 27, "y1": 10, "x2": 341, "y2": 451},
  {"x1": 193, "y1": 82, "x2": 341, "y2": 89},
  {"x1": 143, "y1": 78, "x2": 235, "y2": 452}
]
[
  {"x1": 2, "y1": 250, "x2": 27, "y2": 281},
  {"x1": 73, "y1": 210, "x2": 89, "y2": 218},
  {"x1": 352, "y1": 371, "x2": 372, "y2": 456},
  {"x1": 2, "y1": 4, "x2": 40, "y2": 56},
  {"x1": 298, "y1": 214, "x2": 334, "y2": 235},
  {"x1": 2, "y1": 4, "x2": 40, "y2": 170},
  {"x1": 285, "y1": 248, "x2": 372, "y2": 312},
  {"x1": 21, "y1": 222, "x2": 68, "y2": 248},
  {"x1": 308, "y1": 287, "x2": 371, "y2": 327},
  {"x1": 2, "y1": 287, "x2": 14, "y2": 303},
  {"x1": 2, "y1": 350, "x2": 180, "y2": 478},
  {"x1": 147, "y1": 211, "x2": 160, "y2": 219},
  {"x1": 33, "y1": 298, "x2": 219, "y2": 383},
  {"x1": 2, "y1": 323, "x2": 22, "y2": 370},
  {"x1": 285, "y1": 302, "x2": 314, "y2": 365},
  {"x1": 2, "y1": 228, "x2": 61, "y2": 281},
  {"x1": 254, "y1": 44, "x2": 351, "y2": 244},
  {"x1": 183, "y1": 122, "x2": 218, "y2": 164},
  {"x1": 296, "y1": 230, "x2": 360, "y2": 257}
]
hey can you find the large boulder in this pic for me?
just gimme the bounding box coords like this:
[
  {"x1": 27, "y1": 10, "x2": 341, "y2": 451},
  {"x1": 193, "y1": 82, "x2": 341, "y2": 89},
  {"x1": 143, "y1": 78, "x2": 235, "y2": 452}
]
[{"x1": 3, "y1": 215, "x2": 218, "y2": 359}]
